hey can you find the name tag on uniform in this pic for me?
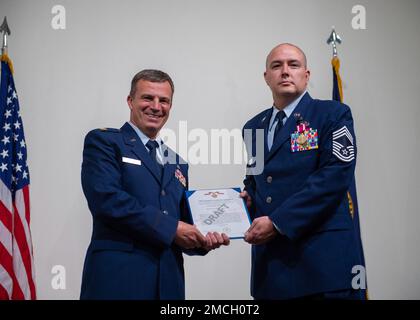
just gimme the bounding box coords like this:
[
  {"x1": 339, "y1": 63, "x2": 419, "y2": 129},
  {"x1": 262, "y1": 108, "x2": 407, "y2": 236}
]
[{"x1": 122, "y1": 157, "x2": 141, "y2": 166}]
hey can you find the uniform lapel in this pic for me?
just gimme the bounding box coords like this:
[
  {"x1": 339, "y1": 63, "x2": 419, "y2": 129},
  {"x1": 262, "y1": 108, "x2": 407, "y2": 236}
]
[
  {"x1": 258, "y1": 109, "x2": 273, "y2": 162},
  {"x1": 244, "y1": 109, "x2": 272, "y2": 170},
  {"x1": 161, "y1": 146, "x2": 178, "y2": 188},
  {"x1": 120, "y1": 122, "x2": 162, "y2": 184},
  {"x1": 266, "y1": 93, "x2": 313, "y2": 163}
]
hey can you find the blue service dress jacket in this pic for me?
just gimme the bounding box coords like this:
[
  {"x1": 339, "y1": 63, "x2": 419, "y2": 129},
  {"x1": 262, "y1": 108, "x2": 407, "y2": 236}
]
[
  {"x1": 80, "y1": 122, "x2": 199, "y2": 300},
  {"x1": 243, "y1": 93, "x2": 364, "y2": 299}
]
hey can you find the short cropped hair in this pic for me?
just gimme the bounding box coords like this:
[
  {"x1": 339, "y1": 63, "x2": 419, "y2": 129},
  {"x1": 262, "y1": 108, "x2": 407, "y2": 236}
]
[
  {"x1": 266, "y1": 43, "x2": 308, "y2": 69},
  {"x1": 130, "y1": 69, "x2": 175, "y2": 97}
]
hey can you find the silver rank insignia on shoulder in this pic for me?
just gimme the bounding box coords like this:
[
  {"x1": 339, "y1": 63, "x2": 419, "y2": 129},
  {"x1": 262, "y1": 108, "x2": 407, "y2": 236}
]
[
  {"x1": 99, "y1": 128, "x2": 119, "y2": 133},
  {"x1": 332, "y1": 126, "x2": 355, "y2": 162}
]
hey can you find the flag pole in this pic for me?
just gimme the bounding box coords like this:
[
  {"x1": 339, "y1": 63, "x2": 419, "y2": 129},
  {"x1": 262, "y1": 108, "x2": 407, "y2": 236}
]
[
  {"x1": 327, "y1": 26, "x2": 369, "y2": 299},
  {"x1": 327, "y1": 27, "x2": 343, "y2": 102},
  {"x1": 0, "y1": 16, "x2": 11, "y2": 56}
]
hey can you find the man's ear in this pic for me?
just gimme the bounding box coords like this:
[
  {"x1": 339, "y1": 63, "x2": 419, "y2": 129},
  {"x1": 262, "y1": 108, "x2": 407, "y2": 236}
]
[
  {"x1": 127, "y1": 95, "x2": 133, "y2": 110},
  {"x1": 263, "y1": 71, "x2": 268, "y2": 85}
]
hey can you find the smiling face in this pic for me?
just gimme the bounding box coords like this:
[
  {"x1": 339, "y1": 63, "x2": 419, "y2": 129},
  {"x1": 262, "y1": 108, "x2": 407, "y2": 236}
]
[
  {"x1": 127, "y1": 79, "x2": 172, "y2": 139},
  {"x1": 264, "y1": 44, "x2": 310, "y2": 108}
]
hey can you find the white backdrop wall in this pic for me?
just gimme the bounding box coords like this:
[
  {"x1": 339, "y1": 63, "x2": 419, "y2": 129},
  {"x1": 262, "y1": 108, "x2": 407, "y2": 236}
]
[{"x1": 0, "y1": 0, "x2": 419, "y2": 299}]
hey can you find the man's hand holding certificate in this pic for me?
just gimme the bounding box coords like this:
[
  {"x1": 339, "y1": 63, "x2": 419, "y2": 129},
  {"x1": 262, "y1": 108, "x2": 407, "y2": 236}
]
[{"x1": 186, "y1": 188, "x2": 251, "y2": 239}]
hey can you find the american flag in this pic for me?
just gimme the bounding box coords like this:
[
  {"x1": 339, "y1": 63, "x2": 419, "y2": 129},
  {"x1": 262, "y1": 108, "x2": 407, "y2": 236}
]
[{"x1": 0, "y1": 54, "x2": 36, "y2": 299}]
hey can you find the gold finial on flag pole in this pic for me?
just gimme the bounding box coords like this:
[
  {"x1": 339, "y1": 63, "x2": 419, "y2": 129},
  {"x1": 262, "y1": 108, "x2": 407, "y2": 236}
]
[
  {"x1": 0, "y1": 16, "x2": 11, "y2": 55},
  {"x1": 327, "y1": 26, "x2": 342, "y2": 57}
]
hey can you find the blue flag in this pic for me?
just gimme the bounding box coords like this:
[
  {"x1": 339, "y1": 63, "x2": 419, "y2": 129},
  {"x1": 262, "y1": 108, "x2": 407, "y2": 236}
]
[{"x1": 332, "y1": 56, "x2": 368, "y2": 298}]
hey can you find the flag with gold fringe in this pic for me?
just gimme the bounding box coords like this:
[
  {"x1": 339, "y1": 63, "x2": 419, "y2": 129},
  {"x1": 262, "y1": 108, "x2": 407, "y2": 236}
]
[{"x1": 332, "y1": 56, "x2": 368, "y2": 299}]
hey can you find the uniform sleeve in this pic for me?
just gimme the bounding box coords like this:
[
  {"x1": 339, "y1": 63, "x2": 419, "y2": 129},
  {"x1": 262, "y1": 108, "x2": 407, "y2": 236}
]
[
  {"x1": 270, "y1": 105, "x2": 357, "y2": 241},
  {"x1": 81, "y1": 130, "x2": 178, "y2": 249},
  {"x1": 177, "y1": 170, "x2": 209, "y2": 256},
  {"x1": 243, "y1": 175, "x2": 257, "y2": 218},
  {"x1": 242, "y1": 125, "x2": 259, "y2": 218}
]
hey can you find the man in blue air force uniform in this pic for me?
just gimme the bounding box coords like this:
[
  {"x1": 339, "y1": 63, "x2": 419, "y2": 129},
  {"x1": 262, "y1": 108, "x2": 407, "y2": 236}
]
[
  {"x1": 80, "y1": 69, "x2": 229, "y2": 300},
  {"x1": 241, "y1": 44, "x2": 365, "y2": 299}
]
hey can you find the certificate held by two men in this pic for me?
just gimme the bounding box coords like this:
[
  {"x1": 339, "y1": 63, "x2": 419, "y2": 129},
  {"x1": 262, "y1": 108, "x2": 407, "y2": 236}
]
[{"x1": 185, "y1": 188, "x2": 251, "y2": 239}]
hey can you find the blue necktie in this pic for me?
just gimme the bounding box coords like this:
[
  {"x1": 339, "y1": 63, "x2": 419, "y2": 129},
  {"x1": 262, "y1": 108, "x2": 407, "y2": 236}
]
[
  {"x1": 268, "y1": 110, "x2": 287, "y2": 150},
  {"x1": 146, "y1": 140, "x2": 163, "y2": 178},
  {"x1": 273, "y1": 110, "x2": 287, "y2": 137}
]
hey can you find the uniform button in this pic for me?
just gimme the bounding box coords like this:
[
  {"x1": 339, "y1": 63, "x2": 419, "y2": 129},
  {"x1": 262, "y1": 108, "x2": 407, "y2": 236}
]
[
  {"x1": 162, "y1": 210, "x2": 169, "y2": 215},
  {"x1": 161, "y1": 190, "x2": 166, "y2": 196},
  {"x1": 266, "y1": 196, "x2": 272, "y2": 204},
  {"x1": 266, "y1": 176, "x2": 272, "y2": 183}
]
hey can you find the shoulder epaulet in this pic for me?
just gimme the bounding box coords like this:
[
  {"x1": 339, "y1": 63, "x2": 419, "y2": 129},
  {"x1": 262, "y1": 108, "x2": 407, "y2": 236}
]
[{"x1": 98, "y1": 128, "x2": 120, "y2": 133}]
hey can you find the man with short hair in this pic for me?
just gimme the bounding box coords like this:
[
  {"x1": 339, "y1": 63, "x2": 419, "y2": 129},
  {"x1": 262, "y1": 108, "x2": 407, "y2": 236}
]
[
  {"x1": 241, "y1": 44, "x2": 365, "y2": 299},
  {"x1": 80, "y1": 69, "x2": 229, "y2": 300}
]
